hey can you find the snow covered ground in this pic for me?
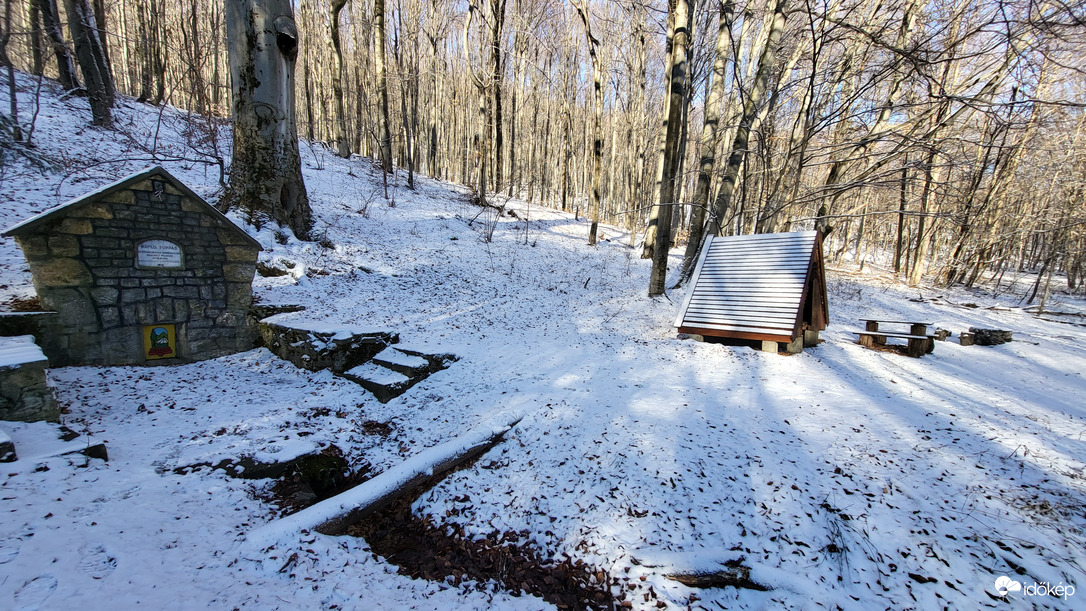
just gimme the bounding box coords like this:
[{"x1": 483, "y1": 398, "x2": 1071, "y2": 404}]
[{"x1": 1, "y1": 75, "x2": 1085, "y2": 609}]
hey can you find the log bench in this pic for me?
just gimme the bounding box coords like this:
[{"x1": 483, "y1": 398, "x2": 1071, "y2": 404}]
[{"x1": 855, "y1": 331, "x2": 935, "y2": 358}]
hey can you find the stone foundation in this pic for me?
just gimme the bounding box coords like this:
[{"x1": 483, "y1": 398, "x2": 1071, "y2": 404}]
[{"x1": 0, "y1": 336, "x2": 59, "y2": 422}]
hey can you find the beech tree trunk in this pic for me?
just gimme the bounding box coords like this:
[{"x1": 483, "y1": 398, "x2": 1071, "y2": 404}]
[
  {"x1": 573, "y1": 0, "x2": 602, "y2": 245},
  {"x1": 648, "y1": 0, "x2": 695, "y2": 296},
  {"x1": 677, "y1": 0, "x2": 734, "y2": 284},
  {"x1": 374, "y1": 0, "x2": 392, "y2": 173},
  {"x1": 707, "y1": 0, "x2": 788, "y2": 236},
  {"x1": 64, "y1": 0, "x2": 114, "y2": 126},
  {"x1": 330, "y1": 0, "x2": 351, "y2": 158},
  {"x1": 1, "y1": 0, "x2": 21, "y2": 141},
  {"x1": 223, "y1": 0, "x2": 313, "y2": 238}
]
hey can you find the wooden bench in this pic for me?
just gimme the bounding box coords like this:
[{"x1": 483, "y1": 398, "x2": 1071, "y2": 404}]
[
  {"x1": 861, "y1": 319, "x2": 934, "y2": 338},
  {"x1": 855, "y1": 330, "x2": 935, "y2": 357}
]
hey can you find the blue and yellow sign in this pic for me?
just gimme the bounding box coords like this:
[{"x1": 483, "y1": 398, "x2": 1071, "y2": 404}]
[{"x1": 144, "y1": 324, "x2": 176, "y2": 360}]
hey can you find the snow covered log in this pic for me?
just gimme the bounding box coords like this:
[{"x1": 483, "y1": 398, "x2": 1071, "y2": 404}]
[
  {"x1": 245, "y1": 413, "x2": 523, "y2": 549},
  {"x1": 664, "y1": 566, "x2": 769, "y2": 591}
]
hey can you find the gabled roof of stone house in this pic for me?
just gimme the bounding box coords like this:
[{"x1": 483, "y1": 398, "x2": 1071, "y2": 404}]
[{"x1": 2, "y1": 166, "x2": 262, "y2": 250}]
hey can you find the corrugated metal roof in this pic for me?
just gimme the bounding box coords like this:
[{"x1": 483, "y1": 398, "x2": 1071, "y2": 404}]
[{"x1": 674, "y1": 231, "x2": 819, "y2": 341}]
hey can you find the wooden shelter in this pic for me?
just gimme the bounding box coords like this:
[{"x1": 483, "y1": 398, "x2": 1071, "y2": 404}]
[{"x1": 674, "y1": 231, "x2": 828, "y2": 351}]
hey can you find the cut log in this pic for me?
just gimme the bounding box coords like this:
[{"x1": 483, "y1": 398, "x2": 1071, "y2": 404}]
[
  {"x1": 244, "y1": 413, "x2": 523, "y2": 549},
  {"x1": 968, "y1": 327, "x2": 1013, "y2": 346},
  {"x1": 665, "y1": 565, "x2": 770, "y2": 591}
]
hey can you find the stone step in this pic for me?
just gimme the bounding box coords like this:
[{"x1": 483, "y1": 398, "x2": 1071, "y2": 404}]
[
  {"x1": 341, "y1": 348, "x2": 459, "y2": 404},
  {"x1": 341, "y1": 362, "x2": 415, "y2": 404},
  {"x1": 370, "y1": 347, "x2": 431, "y2": 377}
]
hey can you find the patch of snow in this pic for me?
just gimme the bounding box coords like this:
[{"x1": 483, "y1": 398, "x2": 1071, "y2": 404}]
[
  {"x1": 344, "y1": 362, "x2": 410, "y2": 385},
  {"x1": 0, "y1": 335, "x2": 48, "y2": 368}
]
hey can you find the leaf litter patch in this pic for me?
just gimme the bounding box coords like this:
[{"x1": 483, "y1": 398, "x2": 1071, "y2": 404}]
[{"x1": 344, "y1": 486, "x2": 616, "y2": 610}]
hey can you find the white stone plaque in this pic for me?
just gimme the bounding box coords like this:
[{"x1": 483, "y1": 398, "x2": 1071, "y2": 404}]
[{"x1": 137, "y1": 240, "x2": 183, "y2": 268}]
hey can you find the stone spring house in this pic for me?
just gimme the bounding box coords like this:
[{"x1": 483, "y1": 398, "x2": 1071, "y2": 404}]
[{"x1": 2, "y1": 166, "x2": 262, "y2": 366}]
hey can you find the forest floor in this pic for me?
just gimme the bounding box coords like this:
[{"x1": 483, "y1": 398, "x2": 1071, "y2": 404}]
[{"x1": 1, "y1": 74, "x2": 1085, "y2": 610}]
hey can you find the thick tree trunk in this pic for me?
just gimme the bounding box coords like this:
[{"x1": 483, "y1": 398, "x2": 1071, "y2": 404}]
[
  {"x1": 27, "y1": 0, "x2": 45, "y2": 76},
  {"x1": 642, "y1": 4, "x2": 679, "y2": 260},
  {"x1": 64, "y1": 0, "x2": 114, "y2": 126},
  {"x1": 151, "y1": 0, "x2": 165, "y2": 104},
  {"x1": 463, "y1": 2, "x2": 489, "y2": 205},
  {"x1": 223, "y1": 0, "x2": 312, "y2": 239},
  {"x1": 489, "y1": 0, "x2": 505, "y2": 192},
  {"x1": 34, "y1": 0, "x2": 78, "y2": 90},
  {"x1": 135, "y1": 0, "x2": 152, "y2": 102}
]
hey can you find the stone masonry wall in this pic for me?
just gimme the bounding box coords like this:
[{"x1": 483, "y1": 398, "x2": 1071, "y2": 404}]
[{"x1": 13, "y1": 178, "x2": 259, "y2": 366}]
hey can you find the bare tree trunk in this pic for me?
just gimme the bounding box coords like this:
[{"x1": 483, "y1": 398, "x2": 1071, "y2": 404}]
[
  {"x1": 223, "y1": 0, "x2": 312, "y2": 238},
  {"x1": 374, "y1": 0, "x2": 393, "y2": 173},
  {"x1": 151, "y1": 0, "x2": 165, "y2": 104},
  {"x1": 27, "y1": 0, "x2": 45, "y2": 76},
  {"x1": 464, "y1": 1, "x2": 490, "y2": 205},
  {"x1": 573, "y1": 0, "x2": 602, "y2": 245},
  {"x1": 642, "y1": 3, "x2": 678, "y2": 260},
  {"x1": 1, "y1": 0, "x2": 20, "y2": 141},
  {"x1": 677, "y1": 0, "x2": 734, "y2": 284},
  {"x1": 894, "y1": 162, "x2": 908, "y2": 273},
  {"x1": 34, "y1": 0, "x2": 78, "y2": 90},
  {"x1": 135, "y1": 0, "x2": 152, "y2": 102},
  {"x1": 648, "y1": 0, "x2": 695, "y2": 296},
  {"x1": 908, "y1": 146, "x2": 936, "y2": 286},
  {"x1": 330, "y1": 0, "x2": 351, "y2": 158},
  {"x1": 707, "y1": 0, "x2": 788, "y2": 236},
  {"x1": 64, "y1": 0, "x2": 114, "y2": 126},
  {"x1": 489, "y1": 0, "x2": 505, "y2": 192}
]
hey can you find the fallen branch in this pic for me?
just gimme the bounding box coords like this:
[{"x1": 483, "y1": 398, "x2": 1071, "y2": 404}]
[
  {"x1": 665, "y1": 565, "x2": 770, "y2": 591},
  {"x1": 244, "y1": 412, "x2": 523, "y2": 549}
]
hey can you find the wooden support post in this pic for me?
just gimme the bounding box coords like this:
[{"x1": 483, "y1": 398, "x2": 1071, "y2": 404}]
[
  {"x1": 866, "y1": 320, "x2": 885, "y2": 345},
  {"x1": 906, "y1": 337, "x2": 926, "y2": 358}
]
